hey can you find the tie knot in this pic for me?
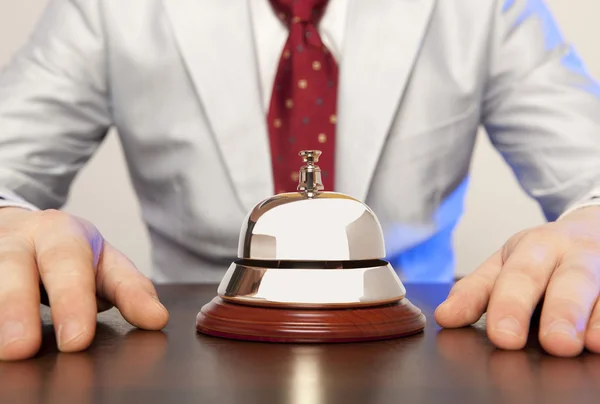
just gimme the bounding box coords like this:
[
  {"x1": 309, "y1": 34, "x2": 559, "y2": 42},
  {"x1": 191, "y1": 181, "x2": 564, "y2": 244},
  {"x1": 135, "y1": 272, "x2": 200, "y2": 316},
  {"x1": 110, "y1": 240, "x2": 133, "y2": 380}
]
[{"x1": 270, "y1": 0, "x2": 329, "y2": 25}]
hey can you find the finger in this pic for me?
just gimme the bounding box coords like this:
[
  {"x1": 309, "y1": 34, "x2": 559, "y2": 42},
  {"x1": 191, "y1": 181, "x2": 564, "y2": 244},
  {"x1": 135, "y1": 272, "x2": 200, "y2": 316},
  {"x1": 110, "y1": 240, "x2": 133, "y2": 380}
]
[
  {"x1": 0, "y1": 235, "x2": 42, "y2": 361},
  {"x1": 34, "y1": 214, "x2": 98, "y2": 353},
  {"x1": 40, "y1": 284, "x2": 113, "y2": 313},
  {"x1": 539, "y1": 251, "x2": 600, "y2": 357},
  {"x1": 585, "y1": 296, "x2": 600, "y2": 354},
  {"x1": 96, "y1": 243, "x2": 168, "y2": 330},
  {"x1": 435, "y1": 250, "x2": 502, "y2": 328},
  {"x1": 486, "y1": 233, "x2": 558, "y2": 351}
]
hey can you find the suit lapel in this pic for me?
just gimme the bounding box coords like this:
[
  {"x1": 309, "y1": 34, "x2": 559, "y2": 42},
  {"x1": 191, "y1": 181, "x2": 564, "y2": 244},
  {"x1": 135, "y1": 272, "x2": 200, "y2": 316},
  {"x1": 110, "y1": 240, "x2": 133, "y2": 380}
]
[
  {"x1": 162, "y1": 0, "x2": 273, "y2": 211},
  {"x1": 337, "y1": 0, "x2": 436, "y2": 201},
  {"x1": 162, "y1": 0, "x2": 436, "y2": 208}
]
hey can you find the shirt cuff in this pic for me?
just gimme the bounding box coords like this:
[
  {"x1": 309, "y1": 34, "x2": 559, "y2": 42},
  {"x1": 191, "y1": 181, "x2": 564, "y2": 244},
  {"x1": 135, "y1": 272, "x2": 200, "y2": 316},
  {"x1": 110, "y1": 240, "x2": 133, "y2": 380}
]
[
  {"x1": 558, "y1": 192, "x2": 600, "y2": 220},
  {"x1": 0, "y1": 190, "x2": 40, "y2": 212}
]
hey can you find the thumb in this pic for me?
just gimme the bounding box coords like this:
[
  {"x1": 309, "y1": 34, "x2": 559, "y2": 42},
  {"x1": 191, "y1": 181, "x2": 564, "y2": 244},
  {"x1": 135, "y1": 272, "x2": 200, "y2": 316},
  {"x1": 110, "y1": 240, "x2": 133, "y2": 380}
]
[
  {"x1": 96, "y1": 242, "x2": 169, "y2": 330},
  {"x1": 435, "y1": 250, "x2": 502, "y2": 328}
]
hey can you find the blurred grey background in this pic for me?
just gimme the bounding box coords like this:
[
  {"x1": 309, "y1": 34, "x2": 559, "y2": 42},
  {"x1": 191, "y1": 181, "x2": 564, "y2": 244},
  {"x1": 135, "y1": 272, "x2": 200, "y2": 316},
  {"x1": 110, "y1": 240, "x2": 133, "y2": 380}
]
[{"x1": 1, "y1": 0, "x2": 599, "y2": 277}]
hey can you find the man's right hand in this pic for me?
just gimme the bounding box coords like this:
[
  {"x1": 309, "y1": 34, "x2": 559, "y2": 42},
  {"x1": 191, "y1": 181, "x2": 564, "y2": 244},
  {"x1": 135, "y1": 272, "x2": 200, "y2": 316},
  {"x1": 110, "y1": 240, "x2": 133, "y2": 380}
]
[{"x1": 0, "y1": 207, "x2": 169, "y2": 361}]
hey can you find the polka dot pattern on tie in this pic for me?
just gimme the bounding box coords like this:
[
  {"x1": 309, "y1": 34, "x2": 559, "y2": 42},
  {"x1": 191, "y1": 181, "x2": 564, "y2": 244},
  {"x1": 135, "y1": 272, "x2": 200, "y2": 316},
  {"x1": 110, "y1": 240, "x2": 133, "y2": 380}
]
[{"x1": 267, "y1": 0, "x2": 338, "y2": 193}]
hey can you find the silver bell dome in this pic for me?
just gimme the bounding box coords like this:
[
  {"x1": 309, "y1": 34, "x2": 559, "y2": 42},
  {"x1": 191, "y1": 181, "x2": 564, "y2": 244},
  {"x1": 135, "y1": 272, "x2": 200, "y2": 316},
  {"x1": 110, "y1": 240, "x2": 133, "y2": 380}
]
[
  {"x1": 238, "y1": 191, "x2": 386, "y2": 261},
  {"x1": 217, "y1": 151, "x2": 406, "y2": 308}
]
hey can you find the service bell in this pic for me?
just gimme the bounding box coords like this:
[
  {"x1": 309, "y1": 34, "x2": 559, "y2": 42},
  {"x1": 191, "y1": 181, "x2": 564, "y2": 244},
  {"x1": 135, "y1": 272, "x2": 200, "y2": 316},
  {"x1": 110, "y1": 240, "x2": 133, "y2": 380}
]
[{"x1": 196, "y1": 151, "x2": 426, "y2": 343}]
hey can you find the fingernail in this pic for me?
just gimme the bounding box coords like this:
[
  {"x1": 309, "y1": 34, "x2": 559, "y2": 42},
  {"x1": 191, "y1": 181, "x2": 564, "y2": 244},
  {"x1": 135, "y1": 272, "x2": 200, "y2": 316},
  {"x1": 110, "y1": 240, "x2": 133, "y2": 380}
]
[
  {"x1": 58, "y1": 317, "x2": 84, "y2": 349},
  {"x1": 0, "y1": 320, "x2": 25, "y2": 348},
  {"x1": 545, "y1": 320, "x2": 577, "y2": 339},
  {"x1": 495, "y1": 316, "x2": 522, "y2": 337}
]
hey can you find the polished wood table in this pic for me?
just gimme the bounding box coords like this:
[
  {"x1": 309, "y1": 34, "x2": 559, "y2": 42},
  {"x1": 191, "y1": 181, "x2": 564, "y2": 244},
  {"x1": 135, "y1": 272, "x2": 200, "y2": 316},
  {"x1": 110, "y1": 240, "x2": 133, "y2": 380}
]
[{"x1": 1, "y1": 284, "x2": 600, "y2": 403}]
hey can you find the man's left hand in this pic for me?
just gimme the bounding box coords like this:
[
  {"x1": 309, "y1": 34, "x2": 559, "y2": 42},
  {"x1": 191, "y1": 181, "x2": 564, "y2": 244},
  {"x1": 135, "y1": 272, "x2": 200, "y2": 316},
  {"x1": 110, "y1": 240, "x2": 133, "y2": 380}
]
[{"x1": 435, "y1": 206, "x2": 600, "y2": 357}]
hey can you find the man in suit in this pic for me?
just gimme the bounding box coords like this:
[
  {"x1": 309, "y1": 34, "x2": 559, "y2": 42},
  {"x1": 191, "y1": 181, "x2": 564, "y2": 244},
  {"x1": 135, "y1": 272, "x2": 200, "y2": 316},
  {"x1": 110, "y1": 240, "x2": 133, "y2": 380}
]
[{"x1": 1, "y1": 0, "x2": 600, "y2": 360}]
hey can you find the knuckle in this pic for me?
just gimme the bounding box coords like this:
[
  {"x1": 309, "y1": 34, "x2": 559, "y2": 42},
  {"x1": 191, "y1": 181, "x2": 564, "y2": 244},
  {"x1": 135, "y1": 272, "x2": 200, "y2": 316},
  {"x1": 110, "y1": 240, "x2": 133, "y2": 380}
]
[
  {"x1": 37, "y1": 209, "x2": 72, "y2": 226},
  {"x1": 47, "y1": 285, "x2": 92, "y2": 309},
  {"x1": 561, "y1": 246, "x2": 600, "y2": 276},
  {"x1": 545, "y1": 296, "x2": 588, "y2": 323},
  {"x1": 40, "y1": 211, "x2": 92, "y2": 241},
  {"x1": 519, "y1": 229, "x2": 545, "y2": 245},
  {"x1": 140, "y1": 276, "x2": 156, "y2": 293},
  {"x1": 553, "y1": 262, "x2": 600, "y2": 303},
  {"x1": 37, "y1": 240, "x2": 94, "y2": 277},
  {"x1": 566, "y1": 264, "x2": 600, "y2": 287},
  {"x1": 505, "y1": 229, "x2": 529, "y2": 250},
  {"x1": 448, "y1": 277, "x2": 471, "y2": 297},
  {"x1": 448, "y1": 276, "x2": 490, "y2": 309},
  {"x1": 111, "y1": 278, "x2": 129, "y2": 305},
  {"x1": 521, "y1": 226, "x2": 565, "y2": 247},
  {"x1": 506, "y1": 263, "x2": 548, "y2": 292},
  {"x1": 503, "y1": 227, "x2": 561, "y2": 262},
  {"x1": 76, "y1": 216, "x2": 99, "y2": 235},
  {"x1": 514, "y1": 226, "x2": 550, "y2": 242},
  {"x1": 0, "y1": 233, "x2": 34, "y2": 262},
  {"x1": 30, "y1": 209, "x2": 79, "y2": 238},
  {"x1": 572, "y1": 237, "x2": 600, "y2": 255},
  {"x1": 0, "y1": 212, "x2": 32, "y2": 239},
  {"x1": 488, "y1": 298, "x2": 532, "y2": 322},
  {"x1": 468, "y1": 271, "x2": 494, "y2": 296},
  {"x1": 0, "y1": 232, "x2": 19, "y2": 248},
  {"x1": 0, "y1": 228, "x2": 14, "y2": 241}
]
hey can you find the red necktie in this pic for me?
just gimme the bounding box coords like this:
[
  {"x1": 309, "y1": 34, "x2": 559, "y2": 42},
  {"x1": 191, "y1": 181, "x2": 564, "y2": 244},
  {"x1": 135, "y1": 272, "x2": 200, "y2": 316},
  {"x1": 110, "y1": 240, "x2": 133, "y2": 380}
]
[{"x1": 267, "y1": 0, "x2": 338, "y2": 193}]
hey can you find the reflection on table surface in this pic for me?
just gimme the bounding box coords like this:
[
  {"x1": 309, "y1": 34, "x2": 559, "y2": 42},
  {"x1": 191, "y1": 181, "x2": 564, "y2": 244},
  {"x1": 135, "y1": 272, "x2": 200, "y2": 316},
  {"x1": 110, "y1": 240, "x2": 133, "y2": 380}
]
[{"x1": 0, "y1": 284, "x2": 599, "y2": 404}]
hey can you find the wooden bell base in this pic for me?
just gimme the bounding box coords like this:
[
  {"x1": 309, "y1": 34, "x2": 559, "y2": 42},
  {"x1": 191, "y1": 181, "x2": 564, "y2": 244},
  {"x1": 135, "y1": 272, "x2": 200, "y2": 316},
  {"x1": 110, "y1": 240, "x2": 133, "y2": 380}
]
[{"x1": 196, "y1": 297, "x2": 426, "y2": 343}]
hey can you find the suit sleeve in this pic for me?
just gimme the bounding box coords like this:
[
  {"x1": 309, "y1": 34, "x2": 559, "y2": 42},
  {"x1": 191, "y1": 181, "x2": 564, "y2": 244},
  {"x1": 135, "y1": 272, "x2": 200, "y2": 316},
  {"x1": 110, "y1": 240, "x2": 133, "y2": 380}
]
[
  {"x1": 0, "y1": 191, "x2": 39, "y2": 211},
  {"x1": 482, "y1": 0, "x2": 600, "y2": 221},
  {"x1": 0, "y1": 0, "x2": 110, "y2": 210}
]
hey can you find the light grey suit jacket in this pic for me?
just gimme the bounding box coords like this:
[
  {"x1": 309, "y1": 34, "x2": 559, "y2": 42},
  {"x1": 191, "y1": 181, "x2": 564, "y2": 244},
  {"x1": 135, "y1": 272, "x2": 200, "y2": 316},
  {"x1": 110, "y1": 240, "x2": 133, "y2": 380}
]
[{"x1": 1, "y1": 0, "x2": 600, "y2": 283}]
